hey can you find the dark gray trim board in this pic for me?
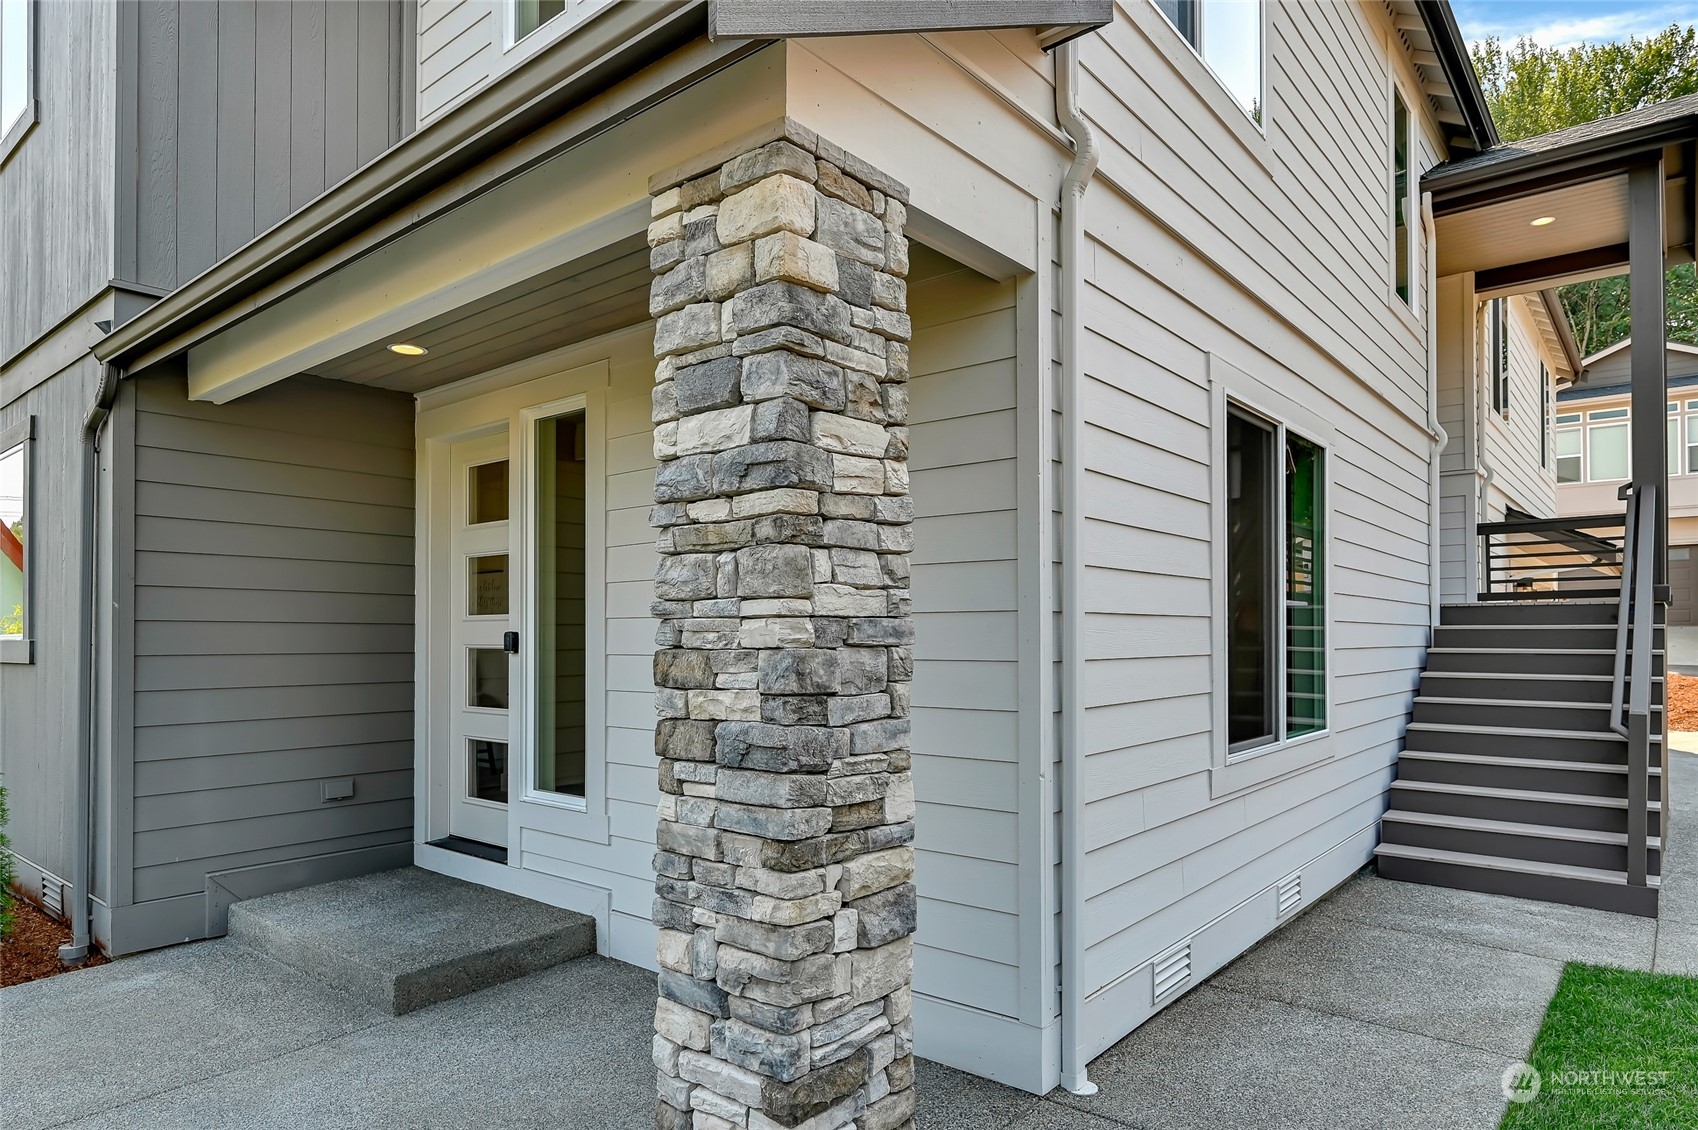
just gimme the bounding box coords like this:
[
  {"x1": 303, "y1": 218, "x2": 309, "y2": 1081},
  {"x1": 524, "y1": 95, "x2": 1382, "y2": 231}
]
[{"x1": 708, "y1": 0, "x2": 1112, "y2": 43}]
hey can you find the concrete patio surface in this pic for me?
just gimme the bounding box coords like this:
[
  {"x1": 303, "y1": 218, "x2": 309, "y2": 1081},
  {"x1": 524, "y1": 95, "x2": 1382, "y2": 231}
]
[{"x1": 6, "y1": 753, "x2": 1693, "y2": 1130}]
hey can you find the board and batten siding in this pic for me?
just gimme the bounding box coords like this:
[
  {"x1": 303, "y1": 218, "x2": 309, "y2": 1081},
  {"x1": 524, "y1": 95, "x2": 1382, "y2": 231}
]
[
  {"x1": 125, "y1": 0, "x2": 409, "y2": 293},
  {"x1": 0, "y1": 0, "x2": 114, "y2": 360},
  {"x1": 117, "y1": 372, "x2": 415, "y2": 949}
]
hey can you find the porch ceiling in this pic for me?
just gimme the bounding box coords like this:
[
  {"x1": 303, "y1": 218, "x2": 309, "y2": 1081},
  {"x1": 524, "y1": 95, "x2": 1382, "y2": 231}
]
[
  {"x1": 1425, "y1": 94, "x2": 1698, "y2": 296},
  {"x1": 305, "y1": 235, "x2": 651, "y2": 394}
]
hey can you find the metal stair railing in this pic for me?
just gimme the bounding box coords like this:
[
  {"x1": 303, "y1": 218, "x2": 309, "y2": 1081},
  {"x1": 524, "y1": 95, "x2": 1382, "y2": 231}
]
[{"x1": 1609, "y1": 484, "x2": 1655, "y2": 888}]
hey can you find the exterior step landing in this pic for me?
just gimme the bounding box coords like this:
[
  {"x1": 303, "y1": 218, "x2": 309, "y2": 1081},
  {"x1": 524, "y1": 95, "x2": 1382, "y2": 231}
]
[{"x1": 227, "y1": 866, "x2": 595, "y2": 1014}]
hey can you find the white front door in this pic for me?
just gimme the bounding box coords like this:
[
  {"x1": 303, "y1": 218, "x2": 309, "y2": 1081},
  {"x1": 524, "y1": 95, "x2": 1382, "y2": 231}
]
[
  {"x1": 450, "y1": 432, "x2": 515, "y2": 846},
  {"x1": 425, "y1": 374, "x2": 602, "y2": 852}
]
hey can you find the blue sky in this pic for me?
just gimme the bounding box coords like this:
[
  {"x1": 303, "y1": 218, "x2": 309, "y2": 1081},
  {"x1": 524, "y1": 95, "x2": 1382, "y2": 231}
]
[{"x1": 1454, "y1": 0, "x2": 1698, "y2": 49}]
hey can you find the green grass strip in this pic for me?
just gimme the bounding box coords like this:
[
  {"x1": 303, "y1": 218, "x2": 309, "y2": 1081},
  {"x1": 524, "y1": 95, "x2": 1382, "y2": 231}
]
[{"x1": 1501, "y1": 962, "x2": 1698, "y2": 1129}]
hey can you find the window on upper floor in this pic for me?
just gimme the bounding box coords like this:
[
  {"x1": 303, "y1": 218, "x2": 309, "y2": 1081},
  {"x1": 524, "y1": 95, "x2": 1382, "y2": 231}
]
[
  {"x1": 1, "y1": 0, "x2": 32, "y2": 150},
  {"x1": 0, "y1": 417, "x2": 31, "y2": 662},
  {"x1": 1541, "y1": 364, "x2": 1551, "y2": 469},
  {"x1": 1392, "y1": 89, "x2": 1412, "y2": 308},
  {"x1": 513, "y1": 0, "x2": 567, "y2": 42},
  {"x1": 1155, "y1": 0, "x2": 1264, "y2": 125},
  {"x1": 1489, "y1": 298, "x2": 1510, "y2": 417},
  {"x1": 1555, "y1": 412, "x2": 1582, "y2": 483}
]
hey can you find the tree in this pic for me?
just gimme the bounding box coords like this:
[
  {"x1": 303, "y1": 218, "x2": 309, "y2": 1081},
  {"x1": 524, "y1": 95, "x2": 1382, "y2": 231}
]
[{"x1": 1472, "y1": 27, "x2": 1698, "y2": 355}]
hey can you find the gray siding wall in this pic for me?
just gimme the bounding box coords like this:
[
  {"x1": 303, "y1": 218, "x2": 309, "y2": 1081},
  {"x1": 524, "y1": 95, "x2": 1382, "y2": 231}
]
[
  {"x1": 0, "y1": 358, "x2": 105, "y2": 898},
  {"x1": 1481, "y1": 296, "x2": 1558, "y2": 522},
  {"x1": 124, "y1": 0, "x2": 409, "y2": 292},
  {"x1": 119, "y1": 372, "x2": 414, "y2": 938},
  {"x1": 906, "y1": 257, "x2": 1024, "y2": 1020},
  {"x1": 0, "y1": 0, "x2": 114, "y2": 360}
]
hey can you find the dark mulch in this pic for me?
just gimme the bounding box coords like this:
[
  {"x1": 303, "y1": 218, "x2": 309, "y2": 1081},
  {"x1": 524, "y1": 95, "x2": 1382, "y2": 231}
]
[{"x1": 2, "y1": 896, "x2": 109, "y2": 987}]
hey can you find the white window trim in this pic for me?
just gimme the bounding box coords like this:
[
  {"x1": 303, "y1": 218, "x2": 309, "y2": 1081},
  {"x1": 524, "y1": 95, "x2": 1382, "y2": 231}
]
[
  {"x1": 0, "y1": 0, "x2": 39, "y2": 170},
  {"x1": 1388, "y1": 76, "x2": 1421, "y2": 323},
  {"x1": 1207, "y1": 357, "x2": 1336, "y2": 799},
  {"x1": 1140, "y1": 0, "x2": 1273, "y2": 158},
  {"x1": 0, "y1": 415, "x2": 32, "y2": 664}
]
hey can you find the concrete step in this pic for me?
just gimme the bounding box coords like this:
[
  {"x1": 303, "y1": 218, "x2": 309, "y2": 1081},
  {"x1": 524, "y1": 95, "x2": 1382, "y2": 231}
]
[
  {"x1": 1374, "y1": 842, "x2": 1660, "y2": 917},
  {"x1": 1388, "y1": 778, "x2": 1662, "y2": 837},
  {"x1": 1411, "y1": 696, "x2": 1663, "y2": 733},
  {"x1": 227, "y1": 866, "x2": 596, "y2": 1015},
  {"x1": 1416, "y1": 671, "x2": 1662, "y2": 705},
  {"x1": 1396, "y1": 748, "x2": 1663, "y2": 799},
  {"x1": 1440, "y1": 600, "x2": 1625, "y2": 626},
  {"x1": 1380, "y1": 809, "x2": 1662, "y2": 875}
]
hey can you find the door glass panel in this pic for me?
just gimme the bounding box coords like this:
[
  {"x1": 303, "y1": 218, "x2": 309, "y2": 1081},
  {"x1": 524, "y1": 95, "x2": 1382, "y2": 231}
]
[
  {"x1": 1226, "y1": 409, "x2": 1276, "y2": 751},
  {"x1": 468, "y1": 460, "x2": 509, "y2": 524},
  {"x1": 1285, "y1": 434, "x2": 1325, "y2": 738},
  {"x1": 469, "y1": 648, "x2": 510, "y2": 710},
  {"x1": 468, "y1": 554, "x2": 509, "y2": 616},
  {"x1": 468, "y1": 739, "x2": 508, "y2": 803},
  {"x1": 536, "y1": 412, "x2": 588, "y2": 798}
]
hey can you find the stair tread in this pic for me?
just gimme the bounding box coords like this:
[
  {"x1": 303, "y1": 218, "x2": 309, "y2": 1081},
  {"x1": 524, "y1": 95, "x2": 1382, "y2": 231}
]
[
  {"x1": 1400, "y1": 749, "x2": 1661, "y2": 774},
  {"x1": 1414, "y1": 696, "x2": 1661, "y2": 711},
  {"x1": 1390, "y1": 778, "x2": 1662, "y2": 810},
  {"x1": 1381, "y1": 808, "x2": 1663, "y2": 848},
  {"x1": 1421, "y1": 672, "x2": 1663, "y2": 683},
  {"x1": 1374, "y1": 842, "x2": 1662, "y2": 888},
  {"x1": 1407, "y1": 721, "x2": 1662, "y2": 743}
]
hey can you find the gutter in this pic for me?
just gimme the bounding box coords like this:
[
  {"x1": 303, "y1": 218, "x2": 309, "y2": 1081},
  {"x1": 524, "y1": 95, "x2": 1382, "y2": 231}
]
[
  {"x1": 93, "y1": 0, "x2": 707, "y2": 371},
  {"x1": 59, "y1": 363, "x2": 121, "y2": 965},
  {"x1": 1055, "y1": 38, "x2": 1100, "y2": 1099},
  {"x1": 1423, "y1": 195, "x2": 1450, "y2": 626}
]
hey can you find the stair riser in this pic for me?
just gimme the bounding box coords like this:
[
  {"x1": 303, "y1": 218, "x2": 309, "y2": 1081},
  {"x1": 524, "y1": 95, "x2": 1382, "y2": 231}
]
[
  {"x1": 1375, "y1": 854, "x2": 1659, "y2": 917},
  {"x1": 1433, "y1": 626, "x2": 1659, "y2": 651},
  {"x1": 1425, "y1": 651, "x2": 1623, "y2": 676},
  {"x1": 1417, "y1": 675, "x2": 1662, "y2": 705},
  {"x1": 1405, "y1": 726, "x2": 1645, "y2": 763},
  {"x1": 1389, "y1": 784, "x2": 1661, "y2": 836},
  {"x1": 1381, "y1": 820, "x2": 1662, "y2": 875},
  {"x1": 1441, "y1": 604, "x2": 1624, "y2": 626},
  {"x1": 1397, "y1": 758, "x2": 1662, "y2": 800},
  {"x1": 1412, "y1": 700, "x2": 1661, "y2": 733}
]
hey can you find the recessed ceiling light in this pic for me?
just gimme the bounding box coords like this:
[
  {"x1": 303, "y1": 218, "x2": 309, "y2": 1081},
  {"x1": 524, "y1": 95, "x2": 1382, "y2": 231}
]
[
  {"x1": 387, "y1": 342, "x2": 428, "y2": 356},
  {"x1": 1530, "y1": 216, "x2": 1556, "y2": 227}
]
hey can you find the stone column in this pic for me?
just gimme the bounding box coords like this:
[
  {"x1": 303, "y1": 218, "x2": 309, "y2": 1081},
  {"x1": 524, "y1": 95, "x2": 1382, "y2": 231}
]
[{"x1": 647, "y1": 127, "x2": 917, "y2": 1130}]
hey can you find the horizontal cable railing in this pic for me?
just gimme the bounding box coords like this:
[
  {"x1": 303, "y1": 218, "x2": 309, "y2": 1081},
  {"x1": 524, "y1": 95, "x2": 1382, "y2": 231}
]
[{"x1": 1476, "y1": 512, "x2": 1628, "y2": 600}]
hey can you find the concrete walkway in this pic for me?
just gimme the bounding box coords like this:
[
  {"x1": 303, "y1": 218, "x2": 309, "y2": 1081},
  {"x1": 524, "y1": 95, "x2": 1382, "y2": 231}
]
[{"x1": 7, "y1": 754, "x2": 1694, "y2": 1130}]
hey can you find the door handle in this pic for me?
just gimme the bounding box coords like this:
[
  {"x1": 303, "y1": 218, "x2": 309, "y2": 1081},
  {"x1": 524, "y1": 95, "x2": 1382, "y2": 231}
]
[{"x1": 503, "y1": 631, "x2": 519, "y2": 654}]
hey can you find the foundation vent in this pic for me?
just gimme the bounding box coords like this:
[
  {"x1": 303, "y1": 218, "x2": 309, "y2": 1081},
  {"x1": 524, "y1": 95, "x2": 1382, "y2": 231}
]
[
  {"x1": 1277, "y1": 871, "x2": 1303, "y2": 919},
  {"x1": 1152, "y1": 941, "x2": 1193, "y2": 1003},
  {"x1": 40, "y1": 875, "x2": 64, "y2": 918}
]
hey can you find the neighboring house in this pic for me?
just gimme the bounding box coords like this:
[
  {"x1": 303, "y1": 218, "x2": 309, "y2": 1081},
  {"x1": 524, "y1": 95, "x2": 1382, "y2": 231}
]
[
  {"x1": 0, "y1": 0, "x2": 1684, "y2": 1122},
  {"x1": 1557, "y1": 339, "x2": 1698, "y2": 622}
]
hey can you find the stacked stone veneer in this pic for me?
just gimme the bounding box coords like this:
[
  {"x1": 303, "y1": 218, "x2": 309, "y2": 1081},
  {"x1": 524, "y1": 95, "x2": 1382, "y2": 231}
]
[{"x1": 647, "y1": 130, "x2": 918, "y2": 1130}]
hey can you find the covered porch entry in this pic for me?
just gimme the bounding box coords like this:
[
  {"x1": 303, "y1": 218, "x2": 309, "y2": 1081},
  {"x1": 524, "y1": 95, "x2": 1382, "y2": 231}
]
[{"x1": 1377, "y1": 97, "x2": 1698, "y2": 916}]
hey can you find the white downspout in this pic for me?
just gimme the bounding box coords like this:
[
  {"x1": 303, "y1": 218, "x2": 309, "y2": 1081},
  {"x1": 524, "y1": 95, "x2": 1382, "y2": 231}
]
[
  {"x1": 1055, "y1": 38, "x2": 1099, "y2": 1098},
  {"x1": 1422, "y1": 194, "x2": 1448, "y2": 627}
]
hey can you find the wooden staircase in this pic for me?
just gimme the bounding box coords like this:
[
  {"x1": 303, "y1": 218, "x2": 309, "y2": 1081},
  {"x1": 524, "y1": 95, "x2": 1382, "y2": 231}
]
[{"x1": 1375, "y1": 600, "x2": 1664, "y2": 917}]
